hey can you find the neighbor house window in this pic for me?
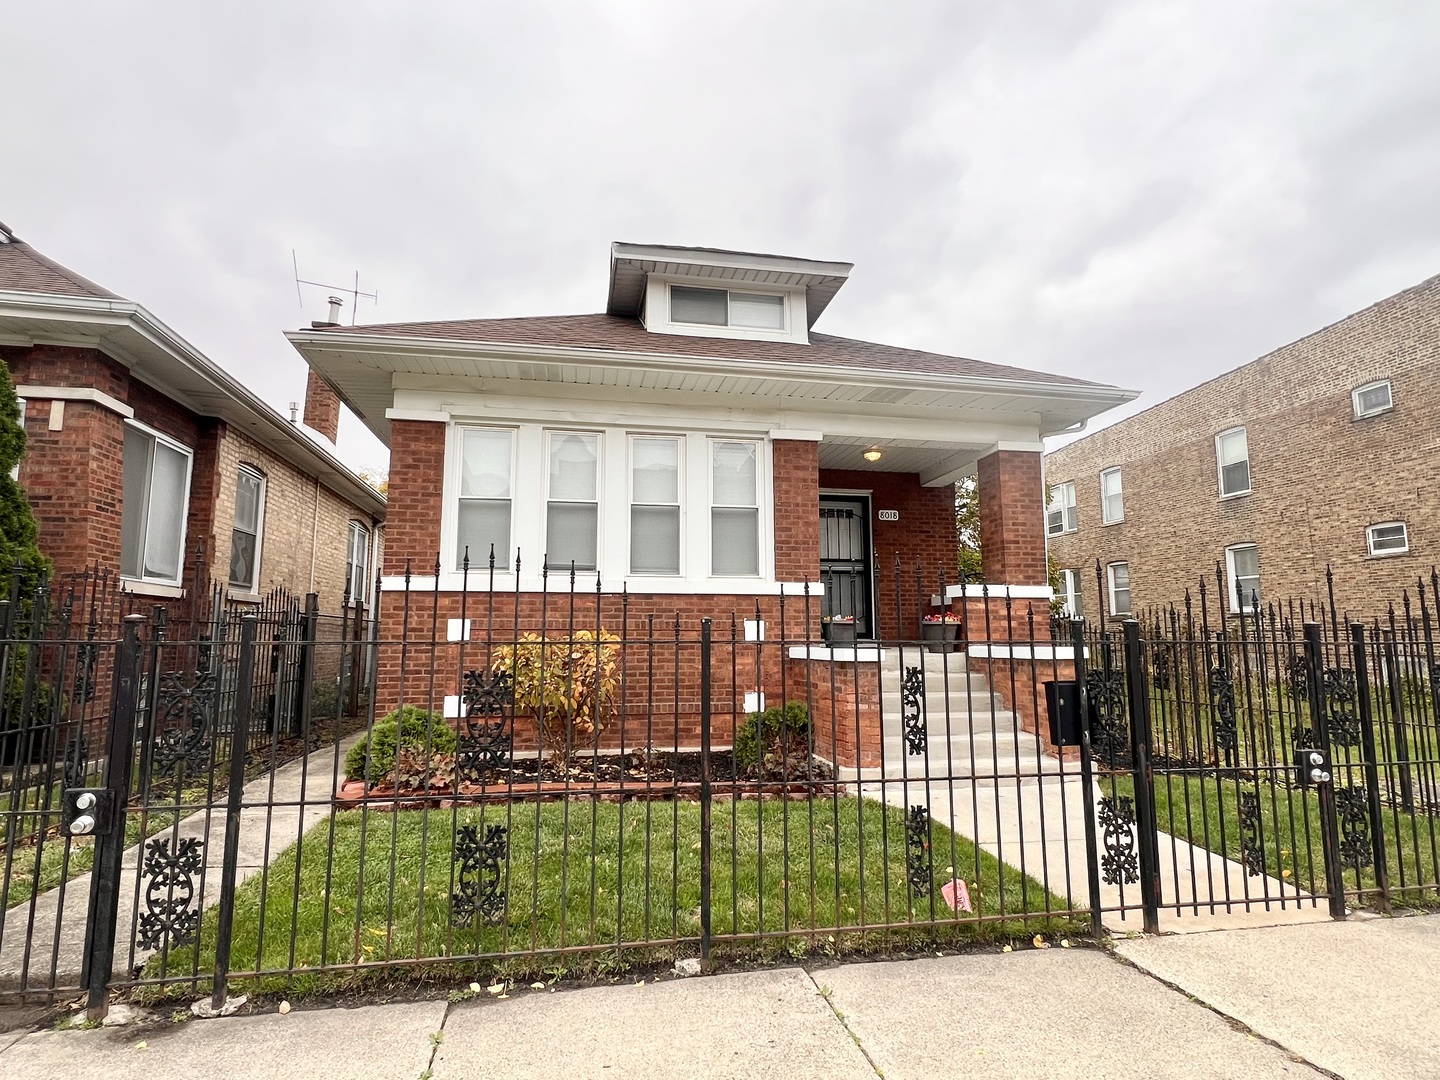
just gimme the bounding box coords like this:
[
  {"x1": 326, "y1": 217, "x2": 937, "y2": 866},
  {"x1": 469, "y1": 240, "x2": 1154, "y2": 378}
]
[
  {"x1": 630, "y1": 436, "x2": 681, "y2": 575},
  {"x1": 671, "y1": 286, "x2": 785, "y2": 331},
  {"x1": 1225, "y1": 543, "x2": 1261, "y2": 613},
  {"x1": 120, "y1": 422, "x2": 193, "y2": 586},
  {"x1": 1367, "y1": 522, "x2": 1409, "y2": 556},
  {"x1": 1059, "y1": 569, "x2": 1085, "y2": 618},
  {"x1": 346, "y1": 521, "x2": 370, "y2": 602},
  {"x1": 1352, "y1": 380, "x2": 1393, "y2": 418},
  {"x1": 545, "y1": 432, "x2": 599, "y2": 571},
  {"x1": 9, "y1": 397, "x2": 24, "y2": 480},
  {"x1": 1100, "y1": 467, "x2": 1124, "y2": 524},
  {"x1": 711, "y1": 439, "x2": 760, "y2": 576},
  {"x1": 1046, "y1": 481, "x2": 1078, "y2": 536},
  {"x1": 1106, "y1": 562, "x2": 1131, "y2": 616},
  {"x1": 455, "y1": 427, "x2": 513, "y2": 569},
  {"x1": 1215, "y1": 427, "x2": 1251, "y2": 498},
  {"x1": 228, "y1": 466, "x2": 266, "y2": 592}
]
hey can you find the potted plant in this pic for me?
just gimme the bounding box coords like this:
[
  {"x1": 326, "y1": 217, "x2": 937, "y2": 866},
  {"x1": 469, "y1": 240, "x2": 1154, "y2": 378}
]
[
  {"x1": 823, "y1": 614, "x2": 857, "y2": 645},
  {"x1": 920, "y1": 612, "x2": 963, "y2": 653}
]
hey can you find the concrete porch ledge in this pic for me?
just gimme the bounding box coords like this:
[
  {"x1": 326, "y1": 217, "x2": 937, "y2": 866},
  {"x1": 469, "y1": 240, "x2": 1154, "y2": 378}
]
[
  {"x1": 967, "y1": 643, "x2": 1084, "y2": 660},
  {"x1": 786, "y1": 645, "x2": 883, "y2": 662}
]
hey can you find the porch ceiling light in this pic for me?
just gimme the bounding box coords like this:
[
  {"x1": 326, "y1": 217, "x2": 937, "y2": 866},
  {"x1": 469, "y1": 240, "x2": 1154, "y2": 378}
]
[{"x1": 863, "y1": 446, "x2": 883, "y2": 463}]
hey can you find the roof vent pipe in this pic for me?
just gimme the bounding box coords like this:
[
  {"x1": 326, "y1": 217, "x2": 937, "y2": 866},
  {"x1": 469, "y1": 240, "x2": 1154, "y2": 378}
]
[
  {"x1": 327, "y1": 296, "x2": 344, "y2": 325},
  {"x1": 289, "y1": 401, "x2": 299, "y2": 424}
]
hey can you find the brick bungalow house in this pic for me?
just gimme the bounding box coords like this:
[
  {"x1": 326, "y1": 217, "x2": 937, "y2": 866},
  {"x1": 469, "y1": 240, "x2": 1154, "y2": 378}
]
[
  {"x1": 0, "y1": 223, "x2": 386, "y2": 621},
  {"x1": 286, "y1": 243, "x2": 1132, "y2": 763}
]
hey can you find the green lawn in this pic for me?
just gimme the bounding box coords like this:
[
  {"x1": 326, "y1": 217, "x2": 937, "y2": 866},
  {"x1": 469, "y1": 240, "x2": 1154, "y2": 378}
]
[
  {"x1": 141, "y1": 796, "x2": 1079, "y2": 998},
  {"x1": 1106, "y1": 769, "x2": 1440, "y2": 909}
]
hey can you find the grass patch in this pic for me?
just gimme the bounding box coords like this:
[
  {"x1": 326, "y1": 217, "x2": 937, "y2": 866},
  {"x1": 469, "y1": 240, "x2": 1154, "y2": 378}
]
[{"x1": 140, "y1": 796, "x2": 1078, "y2": 999}]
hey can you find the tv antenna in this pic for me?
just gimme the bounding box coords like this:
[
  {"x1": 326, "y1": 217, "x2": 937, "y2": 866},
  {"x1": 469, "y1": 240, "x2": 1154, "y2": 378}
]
[{"x1": 292, "y1": 250, "x2": 378, "y2": 326}]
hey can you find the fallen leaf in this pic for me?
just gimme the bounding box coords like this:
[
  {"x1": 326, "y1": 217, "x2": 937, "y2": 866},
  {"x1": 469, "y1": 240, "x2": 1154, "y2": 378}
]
[
  {"x1": 135, "y1": 1041, "x2": 148, "y2": 1051},
  {"x1": 1032, "y1": 935, "x2": 1047, "y2": 949},
  {"x1": 1282, "y1": 869, "x2": 1293, "y2": 879},
  {"x1": 278, "y1": 1001, "x2": 291, "y2": 1015},
  {"x1": 497, "y1": 994, "x2": 509, "y2": 1000},
  {"x1": 1002, "y1": 944, "x2": 1013, "y2": 953},
  {"x1": 1060, "y1": 939, "x2": 1072, "y2": 948},
  {"x1": 469, "y1": 982, "x2": 482, "y2": 994},
  {"x1": 488, "y1": 983, "x2": 504, "y2": 995},
  {"x1": 529, "y1": 982, "x2": 545, "y2": 990}
]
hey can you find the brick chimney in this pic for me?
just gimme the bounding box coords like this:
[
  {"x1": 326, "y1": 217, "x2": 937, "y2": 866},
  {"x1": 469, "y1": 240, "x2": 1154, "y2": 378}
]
[{"x1": 303, "y1": 369, "x2": 341, "y2": 443}]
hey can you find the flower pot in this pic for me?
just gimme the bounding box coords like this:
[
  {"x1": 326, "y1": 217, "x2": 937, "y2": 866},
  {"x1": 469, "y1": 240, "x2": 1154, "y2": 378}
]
[
  {"x1": 921, "y1": 622, "x2": 960, "y2": 653},
  {"x1": 824, "y1": 622, "x2": 857, "y2": 646}
]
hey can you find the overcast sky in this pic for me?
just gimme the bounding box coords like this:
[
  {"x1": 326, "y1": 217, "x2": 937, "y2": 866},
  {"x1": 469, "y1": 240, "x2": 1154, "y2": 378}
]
[{"x1": 4, "y1": 1, "x2": 1438, "y2": 474}]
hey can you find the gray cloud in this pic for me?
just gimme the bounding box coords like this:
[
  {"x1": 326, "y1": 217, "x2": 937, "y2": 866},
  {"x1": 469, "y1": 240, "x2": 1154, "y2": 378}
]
[{"x1": 3, "y1": 0, "x2": 1437, "y2": 469}]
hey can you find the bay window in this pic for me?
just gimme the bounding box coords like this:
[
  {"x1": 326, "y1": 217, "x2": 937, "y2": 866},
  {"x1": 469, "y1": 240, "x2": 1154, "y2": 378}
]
[
  {"x1": 545, "y1": 432, "x2": 599, "y2": 571},
  {"x1": 456, "y1": 427, "x2": 513, "y2": 569},
  {"x1": 711, "y1": 439, "x2": 760, "y2": 576},
  {"x1": 630, "y1": 436, "x2": 681, "y2": 574},
  {"x1": 120, "y1": 422, "x2": 193, "y2": 586}
]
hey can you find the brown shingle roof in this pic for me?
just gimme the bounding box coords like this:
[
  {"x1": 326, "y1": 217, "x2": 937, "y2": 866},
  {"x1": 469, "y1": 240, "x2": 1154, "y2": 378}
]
[
  {"x1": 318, "y1": 313, "x2": 1105, "y2": 390},
  {"x1": 0, "y1": 235, "x2": 122, "y2": 300}
]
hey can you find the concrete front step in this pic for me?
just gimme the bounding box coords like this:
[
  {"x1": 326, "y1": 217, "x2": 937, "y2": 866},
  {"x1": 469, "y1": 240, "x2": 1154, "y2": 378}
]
[{"x1": 878, "y1": 692, "x2": 1010, "y2": 719}]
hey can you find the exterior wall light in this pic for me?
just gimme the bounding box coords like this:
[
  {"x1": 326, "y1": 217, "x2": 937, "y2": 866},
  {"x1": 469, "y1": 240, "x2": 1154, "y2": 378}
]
[{"x1": 863, "y1": 447, "x2": 883, "y2": 463}]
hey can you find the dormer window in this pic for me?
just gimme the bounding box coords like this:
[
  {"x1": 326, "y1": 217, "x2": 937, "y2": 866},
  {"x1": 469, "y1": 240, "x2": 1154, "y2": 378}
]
[{"x1": 671, "y1": 286, "x2": 785, "y2": 331}]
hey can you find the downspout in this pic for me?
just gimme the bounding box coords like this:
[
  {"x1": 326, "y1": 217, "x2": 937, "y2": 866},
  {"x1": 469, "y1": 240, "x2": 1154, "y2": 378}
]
[{"x1": 309, "y1": 476, "x2": 320, "y2": 593}]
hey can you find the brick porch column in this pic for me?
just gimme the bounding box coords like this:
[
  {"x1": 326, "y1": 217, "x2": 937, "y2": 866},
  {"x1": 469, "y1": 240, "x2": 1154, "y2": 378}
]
[{"x1": 976, "y1": 448, "x2": 1047, "y2": 586}]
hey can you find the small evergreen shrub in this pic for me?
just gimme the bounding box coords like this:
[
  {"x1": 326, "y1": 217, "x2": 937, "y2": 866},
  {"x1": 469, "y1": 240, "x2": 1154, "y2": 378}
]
[
  {"x1": 734, "y1": 700, "x2": 811, "y2": 777},
  {"x1": 345, "y1": 706, "x2": 456, "y2": 784}
]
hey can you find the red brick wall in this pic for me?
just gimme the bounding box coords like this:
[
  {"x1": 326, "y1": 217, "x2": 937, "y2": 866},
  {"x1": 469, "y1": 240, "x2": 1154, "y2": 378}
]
[
  {"x1": 772, "y1": 439, "x2": 819, "y2": 581},
  {"x1": 384, "y1": 419, "x2": 446, "y2": 573},
  {"x1": 304, "y1": 370, "x2": 341, "y2": 443},
  {"x1": 976, "y1": 449, "x2": 1047, "y2": 586},
  {"x1": 818, "y1": 469, "x2": 958, "y2": 639}
]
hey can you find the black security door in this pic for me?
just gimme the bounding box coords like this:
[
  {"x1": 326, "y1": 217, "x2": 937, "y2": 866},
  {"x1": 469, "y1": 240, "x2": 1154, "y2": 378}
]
[{"x1": 819, "y1": 496, "x2": 874, "y2": 638}]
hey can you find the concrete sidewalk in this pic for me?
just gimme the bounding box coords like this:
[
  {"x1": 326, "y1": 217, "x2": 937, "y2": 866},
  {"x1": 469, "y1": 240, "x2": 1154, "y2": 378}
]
[{"x1": 0, "y1": 943, "x2": 1336, "y2": 1080}]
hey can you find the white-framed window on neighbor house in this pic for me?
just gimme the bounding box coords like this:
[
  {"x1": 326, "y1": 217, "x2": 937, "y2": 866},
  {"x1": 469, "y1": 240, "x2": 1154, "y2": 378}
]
[
  {"x1": 120, "y1": 421, "x2": 193, "y2": 586},
  {"x1": 1225, "y1": 543, "x2": 1261, "y2": 614},
  {"x1": 1059, "y1": 568, "x2": 1085, "y2": 618},
  {"x1": 1107, "y1": 561, "x2": 1132, "y2": 617},
  {"x1": 1352, "y1": 380, "x2": 1393, "y2": 419},
  {"x1": 346, "y1": 521, "x2": 371, "y2": 603},
  {"x1": 629, "y1": 435, "x2": 682, "y2": 575},
  {"x1": 1367, "y1": 521, "x2": 1409, "y2": 557},
  {"x1": 228, "y1": 465, "x2": 266, "y2": 592},
  {"x1": 1100, "y1": 467, "x2": 1124, "y2": 524},
  {"x1": 671, "y1": 286, "x2": 786, "y2": 331},
  {"x1": 711, "y1": 439, "x2": 761, "y2": 576},
  {"x1": 1046, "y1": 481, "x2": 1077, "y2": 536},
  {"x1": 1216, "y1": 427, "x2": 1251, "y2": 498},
  {"x1": 544, "y1": 431, "x2": 600, "y2": 571},
  {"x1": 455, "y1": 426, "x2": 515, "y2": 570}
]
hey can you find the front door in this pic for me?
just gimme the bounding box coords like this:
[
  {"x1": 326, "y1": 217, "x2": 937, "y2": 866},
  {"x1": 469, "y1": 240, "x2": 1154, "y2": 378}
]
[{"x1": 819, "y1": 496, "x2": 874, "y2": 638}]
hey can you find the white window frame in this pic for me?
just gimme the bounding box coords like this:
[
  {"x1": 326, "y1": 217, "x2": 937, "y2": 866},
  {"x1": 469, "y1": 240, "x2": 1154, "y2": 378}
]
[
  {"x1": 1046, "y1": 481, "x2": 1077, "y2": 536},
  {"x1": 120, "y1": 419, "x2": 194, "y2": 588},
  {"x1": 628, "y1": 434, "x2": 684, "y2": 577},
  {"x1": 1225, "y1": 543, "x2": 1261, "y2": 614},
  {"x1": 1366, "y1": 521, "x2": 1409, "y2": 557},
  {"x1": 227, "y1": 465, "x2": 267, "y2": 594},
  {"x1": 10, "y1": 396, "x2": 24, "y2": 480},
  {"x1": 709, "y1": 437, "x2": 763, "y2": 578},
  {"x1": 1215, "y1": 426, "x2": 1251, "y2": 499},
  {"x1": 449, "y1": 425, "x2": 518, "y2": 573},
  {"x1": 643, "y1": 275, "x2": 809, "y2": 344},
  {"x1": 1099, "y1": 467, "x2": 1124, "y2": 525},
  {"x1": 1059, "y1": 568, "x2": 1084, "y2": 618},
  {"x1": 542, "y1": 430, "x2": 602, "y2": 573},
  {"x1": 346, "y1": 520, "x2": 371, "y2": 604},
  {"x1": 1106, "y1": 561, "x2": 1131, "y2": 617},
  {"x1": 1352, "y1": 380, "x2": 1393, "y2": 419}
]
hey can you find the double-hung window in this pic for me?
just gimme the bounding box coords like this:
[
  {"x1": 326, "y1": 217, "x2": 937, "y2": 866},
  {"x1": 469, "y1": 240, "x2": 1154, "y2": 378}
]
[
  {"x1": 711, "y1": 439, "x2": 760, "y2": 576},
  {"x1": 120, "y1": 422, "x2": 193, "y2": 586},
  {"x1": 1225, "y1": 543, "x2": 1261, "y2": 613},
  {"x1": 1107, "y1": 562, "x2": 1132, "y2": 616},
  {"x1": 1100, "y1": 467, "x2": 1124, "y2": 524},
  {"x1": 455, "y1": 427, "x2": 513, "y2": 569},
  {"x1": 671, "y1": 286, "x2": 785, "y2": 331},
  {"x1": 1059, "y1": 568, "x2": 1085, "y2": 618},
  {"x1": 545, "y1": 432, "x2": 599, "y2": 571},
  {"x1": 228, "y1": 466, "x2": 266, "y2": 592},
  {"x1": 1046, "y1": 482, "x2": 1077, "y2": 536},
  {"x1": 1216, "y1": 427, "x2": 1251, "y2": 498},
  {"x1": 346, "y1": 521, "x2": 370, "y2": 603},
  {"x1": 630, "y1": 436, "x2": 681, "y2": 575},
  {"x1": 1367, "y1": 522, "x2": 1409, "y2": 556}
]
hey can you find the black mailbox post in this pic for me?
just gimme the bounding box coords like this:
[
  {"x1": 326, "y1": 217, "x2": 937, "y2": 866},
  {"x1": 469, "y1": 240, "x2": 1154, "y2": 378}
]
[{"x1": 1043, "y1": 680, "x2": 1081, "y2": 746}]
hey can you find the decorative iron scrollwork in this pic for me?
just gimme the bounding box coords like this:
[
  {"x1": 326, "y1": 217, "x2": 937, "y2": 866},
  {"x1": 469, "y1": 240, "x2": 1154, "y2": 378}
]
[
  {"x1": 1290, "y1": 726, "x2": 1320, "y2": 762},
  {"x1": 1085, "y1": 668, "x2": 1128, "y2": 766},
  {"x1": 136, "y1": 835, "x2": 204, "y2": 951},
  {"x1": 1150, "y1": 643, "x2": 1173, "y2": 692},
  {"x1": 1209, "y1": 666, "x2": 1238, "y2": 763},
  {"x1": 151, "y1": 669, "x2": 217, "y2": 780},
  {"x1": 1237, "y1": 790, "x2": 1264, "y2": 877},
  {"x1": 1323, "y1": 668, "x2": 1361, "y2": 747},
  {"x1": 900, "y1": 666, "x2": 926, "y2": 755},
  {"x1": 456, "y1": 669, "x2": 515, "y2": 776},
  {"x1": 1335, "y1": 784, "x2": 1373, "y2": 868},
  {"x1": 451, "y1": 822, "x2": 508, "y2": 925},
  {"x1": 463, "y1": 669, "x2": 514, "y2": 716},
  {"x1": 62, "y1": 735, "x2": 88, "y2": 791},
  {"x1": 1287, "y1": 655, "x2": 1310, "y2": 699},
  {"x1": 1098, "y1": 795, "x2": 1139, "y2": 885},
  {"x1": 905, "y1": 805, "x2": 930, "y2": 897},
  {"x1": 71, "y1": 637, "x2": 98, "y2": 706}
]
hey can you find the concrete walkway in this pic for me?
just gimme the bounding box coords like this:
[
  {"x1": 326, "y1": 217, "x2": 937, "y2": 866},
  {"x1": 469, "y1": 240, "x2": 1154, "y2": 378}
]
[
  {"x1": 0, "y1": 947, "x2": 1330, "y2": 1080},
  {"x1": 0, "y1": 736, "x2": 360, "y2": 992}
]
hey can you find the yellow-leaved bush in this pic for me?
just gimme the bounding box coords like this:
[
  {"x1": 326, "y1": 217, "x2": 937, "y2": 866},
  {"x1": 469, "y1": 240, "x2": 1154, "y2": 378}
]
[{"x1": 490, "y1": 630, "x2": 621, "y2": 762}]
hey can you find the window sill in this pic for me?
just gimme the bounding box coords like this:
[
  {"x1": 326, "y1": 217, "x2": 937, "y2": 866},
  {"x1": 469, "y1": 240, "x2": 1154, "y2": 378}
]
[
  {"x1": 227, "y1": 589, "x2": 263, "y2": 604},
  {"x1": 120, "y1": 578, "x2": 184, "y2": 599},
  {"x1": 1353, "y1": 408, "x2": 1393, "y2": 421},
  {"x1": 1218, "y1": 490, "x2": 1252, "y2": 502},
  {"x1": 1101, "y1": 518, "x2": 1124, "y2": 527},
  {"x1": 1367, "y1": 550, "x2": 1411, "y2": 559}
]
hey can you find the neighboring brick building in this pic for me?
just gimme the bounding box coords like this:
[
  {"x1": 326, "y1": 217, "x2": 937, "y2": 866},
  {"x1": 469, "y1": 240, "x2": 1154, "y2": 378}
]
[
  {"x1": 0, "y1": 224, "x2": 385, "y2": 618},
  {"x1": 1044, "y1": 273, "x2": 1440, "y2": 621}
]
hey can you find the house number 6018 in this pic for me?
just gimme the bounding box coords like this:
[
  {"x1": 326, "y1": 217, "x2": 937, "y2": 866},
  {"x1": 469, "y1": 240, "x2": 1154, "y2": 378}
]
[{"x1": 877, "y1": 510, "x2": 900, "y2": 521}]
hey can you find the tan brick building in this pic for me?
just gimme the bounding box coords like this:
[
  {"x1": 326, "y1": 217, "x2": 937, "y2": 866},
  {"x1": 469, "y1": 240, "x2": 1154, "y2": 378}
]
[
  {"x1": 1044, "y1": 273, "x2": 1440, "y2": 621},
  {"x1": 0, "y1": 224, "x2": 385, "y2": 618}
]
